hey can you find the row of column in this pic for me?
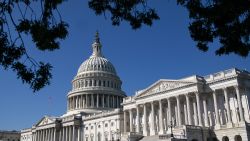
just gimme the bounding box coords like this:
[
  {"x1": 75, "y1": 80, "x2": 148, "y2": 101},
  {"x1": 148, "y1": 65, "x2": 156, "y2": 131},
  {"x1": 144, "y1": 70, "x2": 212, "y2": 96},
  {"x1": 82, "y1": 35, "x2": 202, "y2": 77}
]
[
  {"x1": 68, "y1": 94, "x2": 123, "y2": 110},
  {"x1": 123, "y1": 86, "x2": 245, "y2": 136},
  {"x1": 85, "y1": 120, "x2": 121, "y2": 141},
  {"x1": 59, "y1": 126, "x2": 81, "y2": 141},
  {"x1": 33, "y1": 128, "x2": 56, "y2": 141}
]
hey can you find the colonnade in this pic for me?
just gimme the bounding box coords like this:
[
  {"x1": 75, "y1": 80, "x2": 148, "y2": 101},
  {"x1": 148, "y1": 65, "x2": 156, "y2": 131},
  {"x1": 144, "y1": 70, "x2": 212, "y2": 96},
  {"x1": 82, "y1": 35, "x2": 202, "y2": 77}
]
[
  {"x1": 32, "y1": 128, "x2": 56, "y2": 141},
  {"x1": 123, "y1": 86, "x2": 246, "y2": 136},
  {"x1": 59, "y1": 126, "x2": 81, "y2": 141},
  {"x1": 68, "y1": 94, "x2": 123, "y2": 110}
]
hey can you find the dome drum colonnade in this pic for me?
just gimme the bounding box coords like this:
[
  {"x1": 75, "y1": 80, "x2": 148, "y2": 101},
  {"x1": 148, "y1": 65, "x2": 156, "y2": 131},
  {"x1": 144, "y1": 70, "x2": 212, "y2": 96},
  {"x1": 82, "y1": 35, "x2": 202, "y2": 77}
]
[{"x1": 67, "y1": 32, "x2": 126, "y2": 113}]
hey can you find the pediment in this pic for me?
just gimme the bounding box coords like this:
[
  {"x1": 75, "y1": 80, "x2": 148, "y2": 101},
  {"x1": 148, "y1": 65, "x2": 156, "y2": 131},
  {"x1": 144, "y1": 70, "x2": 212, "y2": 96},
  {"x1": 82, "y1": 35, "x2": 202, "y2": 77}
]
[
  {"x1": 135, "y1": 79, "x2": 195, "y2": 98},
  {"x1": 36, "y1": 116, "x2": 56, "y2": 126}
]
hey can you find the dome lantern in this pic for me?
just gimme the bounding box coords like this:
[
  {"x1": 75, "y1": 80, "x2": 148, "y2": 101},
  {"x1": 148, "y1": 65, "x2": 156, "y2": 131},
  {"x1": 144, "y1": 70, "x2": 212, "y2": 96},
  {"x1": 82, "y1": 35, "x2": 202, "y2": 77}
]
[{"x1": 90, "y1": 31, "x2": 103, "y2": 58}]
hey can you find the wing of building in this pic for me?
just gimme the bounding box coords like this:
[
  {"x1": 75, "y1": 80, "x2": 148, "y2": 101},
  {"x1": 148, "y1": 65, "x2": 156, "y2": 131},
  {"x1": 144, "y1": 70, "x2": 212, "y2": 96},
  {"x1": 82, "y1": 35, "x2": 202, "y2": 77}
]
[{"x1": 21, "y1": 33, "x2": 250, "y2": 141}]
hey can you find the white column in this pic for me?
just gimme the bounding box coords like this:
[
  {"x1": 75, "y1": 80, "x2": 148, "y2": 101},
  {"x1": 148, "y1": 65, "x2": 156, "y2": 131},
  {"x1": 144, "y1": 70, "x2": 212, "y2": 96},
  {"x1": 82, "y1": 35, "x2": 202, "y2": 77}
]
[
  {"x1": 213, "y1": 91, "x2": 221, "y2": 129},
  {"x1": 176, "y1": 96, "x2": 182, "y2": 126},
  {"x1": 72, "y1": 97, "x2": 76, "y2": 109},
  {"x1": 107, "y1": 95, "x2": 110, "y2": 108},
  {"x1": 124, "y1": 110, "x2": 127, "y2": 132},
  {"x1": 72, "y1": 126, "x2": 75, "y2": 141},
  {"x1": 62, "y1": 127, "x2": 64, "y2": 141},
  {"x1": 193, "y1": 101, "x2": 198, "y2": 125},
  {"x1": 116, "y1": 96, "x2": 119, "y2": 108},
  {"x1": 185, "y1": 95, "x2": 192, "y2": 125},
  {"x1": 203, "y1": 97, "x2": 209, "y2": 126},
  {"x1": 91, "y1": 94, "x2": 94, "y2": 107},
  {"x1": 58, "y1": 128, "x2": 63, "y2": 141},
  {"x1": 136, "y1": 105, "x2": 140, "y2": 133},
  {"x1": 45, "y1": 129, "x2": 48, "y2": 141},
  {"x1": 83, "y1": 95, "x2": 85, "y2": 108},
  {"x1": 167, "y1": 98, "x2": 172, "y2": 126},
  {"x1": 77, "y1": 127, "x2": 81, "y2": 141},
  {"x1": 69, "y1": 126, "x2": 72, "y2": 141},
  {"x1": 235, "y1": 86, "x2": 245, "y2": 122},
  {"x1": 86, "y1": 95, "x2": 89, "y2": 108},
  {"x1": 66, "y1": 127, "x2": 68, "y2": 141},
  {"x1": 158, "y1": 100, "x2": 164, "y2": 134},
  {"x1": 129, "y1": 109, "x2": 133, "y2": 132},
  {"x1": 184, "y1": 104, "x2": 188, "y2": 125},
  {"x1": 143, "y1": 104, "x2": 147, "y2": 136},
  {"x1": 113, "y1": 95, "x2": 115, "y2": 108},
  {"x1": 97, "y1": 94, "x2": 99, "y2": 108},
  {"x1": 103, "y1": 94, "x2": 105, "y2": 108},
  {"x1": 76, "y1": 96, "x2": 78, "y2": 109},
  {"x1": 195, "y1": 92, "x2": 203, "y2": 126},
  {"x1": 150, "y1": 102, "x2": 155, "y2": 135},
  {"x1": 223, "y1": 88, "x2": 233, "y2": 127},
  {"x1": 79, "y1": 95, "x2": 82, "y2": 108}
]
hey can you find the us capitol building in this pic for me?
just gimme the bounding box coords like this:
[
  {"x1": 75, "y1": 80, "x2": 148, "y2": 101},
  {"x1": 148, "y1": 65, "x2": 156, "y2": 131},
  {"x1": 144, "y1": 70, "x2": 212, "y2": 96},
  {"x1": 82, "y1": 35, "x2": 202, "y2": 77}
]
[{"x1": 21, "y1": 33, "x2": 250, "y2": 141}]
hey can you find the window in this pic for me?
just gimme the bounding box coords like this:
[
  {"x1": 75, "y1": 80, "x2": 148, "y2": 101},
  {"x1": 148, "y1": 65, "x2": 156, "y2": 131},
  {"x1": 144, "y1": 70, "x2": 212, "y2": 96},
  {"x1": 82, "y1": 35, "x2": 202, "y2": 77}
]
[
  {"x1": 98, "y1": 125, "x2": 101, "y2": 128},
  {"x1": 86, "y1": 127, "x2": 88, "y2": 130},
  {"x1": 91, "y1": 126, "x2": 93, "y2": 129},
  {"x1": 105, "y1": 123, "x2": 108, "y2": 127},
  {"x1": 111, "y1": 122, "x2": 114, "y2": 126}
]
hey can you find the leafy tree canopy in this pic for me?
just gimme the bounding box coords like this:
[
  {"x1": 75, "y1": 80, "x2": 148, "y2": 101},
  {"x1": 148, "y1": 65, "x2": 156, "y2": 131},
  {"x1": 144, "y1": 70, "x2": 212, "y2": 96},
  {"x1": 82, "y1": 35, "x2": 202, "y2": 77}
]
[{"x1": 1, "y1": 0, "x2": 249, "y2": 92}]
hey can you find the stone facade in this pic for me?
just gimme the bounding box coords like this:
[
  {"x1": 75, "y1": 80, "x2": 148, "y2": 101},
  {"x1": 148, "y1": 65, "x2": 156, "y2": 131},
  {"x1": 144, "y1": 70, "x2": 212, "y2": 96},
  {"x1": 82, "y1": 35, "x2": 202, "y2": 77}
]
[
  {"x1": 0, "y1": 130, "x2": 20, "y2": 141},
  {"x1": 21, "y1": 33, "x2": 250, "y2": 141}
]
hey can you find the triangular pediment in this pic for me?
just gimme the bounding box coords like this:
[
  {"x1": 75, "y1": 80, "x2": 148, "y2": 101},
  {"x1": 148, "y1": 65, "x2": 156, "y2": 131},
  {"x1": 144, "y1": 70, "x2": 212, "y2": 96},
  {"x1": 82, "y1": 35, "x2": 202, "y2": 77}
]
[
  {"x1": 135, "y1": 79, "x2": 195, "y2": 98},
  {"x1": 36, "y1": 116, "x2": 56, "y2": 126}
]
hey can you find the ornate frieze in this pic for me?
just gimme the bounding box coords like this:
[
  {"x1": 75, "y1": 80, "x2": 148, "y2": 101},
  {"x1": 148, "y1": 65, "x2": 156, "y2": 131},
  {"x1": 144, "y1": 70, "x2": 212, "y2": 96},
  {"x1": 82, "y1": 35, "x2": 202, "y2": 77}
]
[{"x1": 136, "y1": 80, "x2": 195, "y2": 98}]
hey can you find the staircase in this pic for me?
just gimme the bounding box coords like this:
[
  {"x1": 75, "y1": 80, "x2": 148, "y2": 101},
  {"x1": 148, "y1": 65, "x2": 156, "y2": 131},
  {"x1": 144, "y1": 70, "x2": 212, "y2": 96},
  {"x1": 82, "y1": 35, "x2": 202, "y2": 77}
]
[{"x1": 139, "y1": 135, "x2": 164, "y2": 141}]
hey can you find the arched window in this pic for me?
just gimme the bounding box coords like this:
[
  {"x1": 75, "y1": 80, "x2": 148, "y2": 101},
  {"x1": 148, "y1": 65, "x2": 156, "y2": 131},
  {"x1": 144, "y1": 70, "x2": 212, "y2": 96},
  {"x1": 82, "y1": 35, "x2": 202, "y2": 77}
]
[
  {"x1": 235, "y1": 135, "x2": 242, "y2": 141},
  {"x1": 222, "y1": 136, "x2": 229, "y2": 141}
]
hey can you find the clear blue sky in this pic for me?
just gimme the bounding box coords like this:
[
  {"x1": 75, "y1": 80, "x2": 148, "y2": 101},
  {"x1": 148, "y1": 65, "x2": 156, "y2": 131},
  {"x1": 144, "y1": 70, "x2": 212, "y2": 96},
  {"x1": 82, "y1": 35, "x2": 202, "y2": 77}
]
[{"x1": 0, "y1": 1, "x2": 249, "y2": 130}]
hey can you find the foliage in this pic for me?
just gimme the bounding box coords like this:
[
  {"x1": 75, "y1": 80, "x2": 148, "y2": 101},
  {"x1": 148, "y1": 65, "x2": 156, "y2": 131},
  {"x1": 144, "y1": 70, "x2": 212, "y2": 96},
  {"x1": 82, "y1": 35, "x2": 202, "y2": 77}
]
[
  {"x1": 0, "y1": 0, "x2": 68, "y2": 92},
  {"x1": 88, "y1": 0, "x2": 160, "y2": 29},
  {"x1": 177, "y1": 0, "x2": 250, "y2": 57},
  {"x1": 1, "y1": 0, "x2": 250, "y2": 92}
]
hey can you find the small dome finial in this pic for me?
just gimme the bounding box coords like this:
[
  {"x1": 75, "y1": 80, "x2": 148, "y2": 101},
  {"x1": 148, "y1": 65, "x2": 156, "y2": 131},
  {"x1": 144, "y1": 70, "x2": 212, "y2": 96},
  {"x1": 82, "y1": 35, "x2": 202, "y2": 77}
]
[
  {"x1": 91, "y1": 31, "x2": 103, "y2": 58},
  {"x1": 95, "y1": 31, "x2": 100, "y2": 43}
]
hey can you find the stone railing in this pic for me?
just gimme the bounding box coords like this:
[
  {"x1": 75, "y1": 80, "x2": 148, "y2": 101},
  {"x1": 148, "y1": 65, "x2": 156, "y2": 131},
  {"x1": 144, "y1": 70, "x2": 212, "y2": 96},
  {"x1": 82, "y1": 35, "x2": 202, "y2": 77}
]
[
  {"x1": 159, "y1": 134, "x2": 186, "y2": 140},
  {"x1": 123, "y1": 96, "x2": 135, "y2": 103},
  {"x1": 62, "y1": 115, "x2": 75, "y2": 122},
  {"x1": 204, "y1": 68, "x2": 240, "y2": 82},
  {"x1": 83, "y1": 109, "x2": 122, "y2": 120},
  {"x1": 68, "y1": 86, "x2": 123, "y2": 94}
]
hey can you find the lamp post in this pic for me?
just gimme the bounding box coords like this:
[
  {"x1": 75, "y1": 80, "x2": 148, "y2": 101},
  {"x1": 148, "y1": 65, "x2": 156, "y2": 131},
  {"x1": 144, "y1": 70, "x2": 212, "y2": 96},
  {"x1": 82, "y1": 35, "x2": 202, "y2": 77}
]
[
  {"x1": 116, "y1": 129, "x2": 120, "y2": 141},
  {"x1": 170, "y1": 120, "x2": 173, "y2": 138}
]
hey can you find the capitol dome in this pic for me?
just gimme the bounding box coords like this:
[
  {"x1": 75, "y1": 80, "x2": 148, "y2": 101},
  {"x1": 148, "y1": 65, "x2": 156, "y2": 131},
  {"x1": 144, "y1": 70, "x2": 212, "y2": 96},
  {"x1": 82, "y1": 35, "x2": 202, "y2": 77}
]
[
  {"x1": 66, "y1": 32, "x2": 126, "y2": 115},
  {"x1": 77, "y1": 55, "x2": 116, "y2": 75}
]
